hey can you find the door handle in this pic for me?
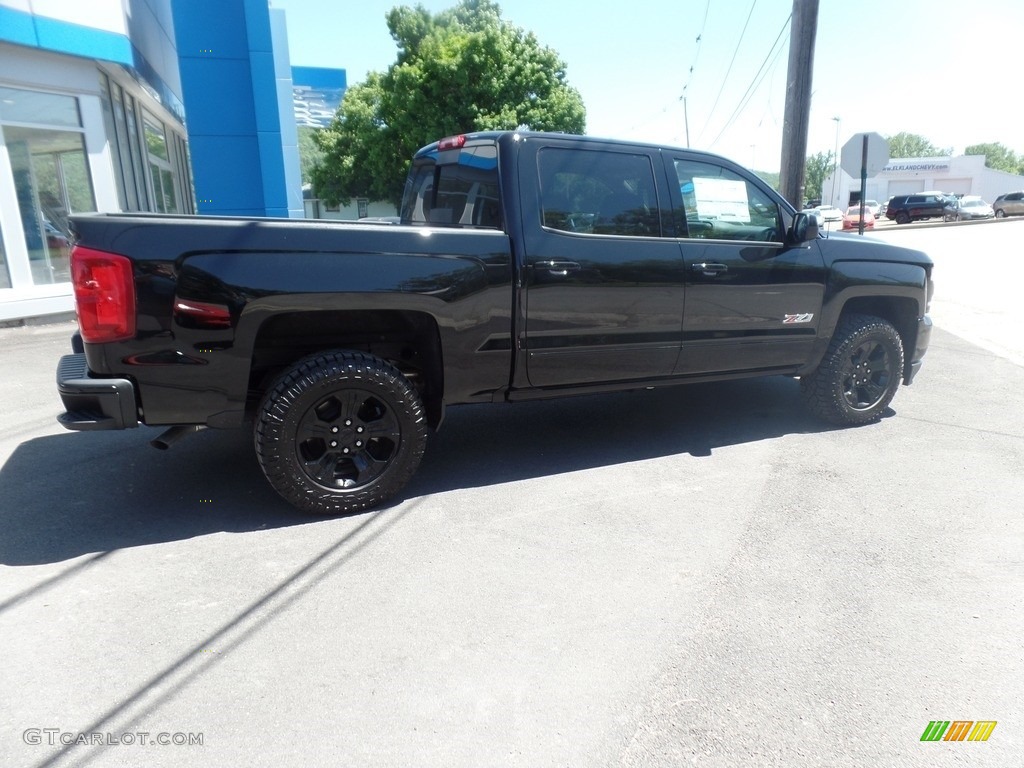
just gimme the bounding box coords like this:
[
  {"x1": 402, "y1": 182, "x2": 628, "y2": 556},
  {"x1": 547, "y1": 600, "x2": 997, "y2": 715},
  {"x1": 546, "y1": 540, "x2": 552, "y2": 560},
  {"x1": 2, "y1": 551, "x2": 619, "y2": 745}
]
[
  {"x1": 535, "y1": 260, "x2": 581, "y2": 276},
  {"x1": 691, "y1": 262, "x2": 729, "y2": 277}
]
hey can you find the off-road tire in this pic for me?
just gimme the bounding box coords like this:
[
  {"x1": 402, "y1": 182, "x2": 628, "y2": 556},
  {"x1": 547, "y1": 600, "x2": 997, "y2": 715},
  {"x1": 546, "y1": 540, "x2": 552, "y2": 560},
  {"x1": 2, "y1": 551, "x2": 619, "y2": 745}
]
[
  {"x1": 800, "y1": 314, "x2": 905, "y2": 426},
  {"x1": 255, "y1": 351, "x2": 428, "y2": 515}
]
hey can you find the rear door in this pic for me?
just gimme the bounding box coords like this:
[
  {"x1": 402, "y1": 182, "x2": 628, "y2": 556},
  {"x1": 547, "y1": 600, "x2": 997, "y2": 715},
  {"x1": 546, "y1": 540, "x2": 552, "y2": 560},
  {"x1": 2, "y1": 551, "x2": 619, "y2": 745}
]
[
  {"x1": 665, "y1": 153, "x2": 827, "y2": 376},
  {"x1": 518, "y1": 137, "x2": 684, "y2": 387}
]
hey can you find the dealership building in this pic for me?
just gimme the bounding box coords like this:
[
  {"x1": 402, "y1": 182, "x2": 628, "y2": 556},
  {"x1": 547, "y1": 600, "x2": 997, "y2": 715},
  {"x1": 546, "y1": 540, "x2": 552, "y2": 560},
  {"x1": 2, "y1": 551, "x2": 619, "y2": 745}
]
[
  {"x1": 0, "y1": 0, "x2": 328, "y2": 323},
  {"x1": 823, "y1": 154, "x2": 1024, "y2": 209}
]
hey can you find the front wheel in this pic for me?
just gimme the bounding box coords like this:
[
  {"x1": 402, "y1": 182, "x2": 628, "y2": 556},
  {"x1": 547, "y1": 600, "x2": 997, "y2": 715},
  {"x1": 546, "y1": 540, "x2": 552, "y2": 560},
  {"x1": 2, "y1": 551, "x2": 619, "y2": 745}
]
[
  {"x1": 800, "y1": 314, "x2": 905, "y2": 426},
  {"x1": 995, "y1": 209, "x2": 1006, "y2": 218},
  {"x1": 255, "y1": 351, "x2": 428, "y2": 515}
]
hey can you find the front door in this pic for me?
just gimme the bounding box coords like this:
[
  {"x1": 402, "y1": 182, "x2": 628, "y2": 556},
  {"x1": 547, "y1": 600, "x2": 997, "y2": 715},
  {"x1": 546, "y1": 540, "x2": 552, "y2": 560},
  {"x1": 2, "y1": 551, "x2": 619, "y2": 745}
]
[{"x1": 666, "y1": 155, "x2": 827, "y2": 376}]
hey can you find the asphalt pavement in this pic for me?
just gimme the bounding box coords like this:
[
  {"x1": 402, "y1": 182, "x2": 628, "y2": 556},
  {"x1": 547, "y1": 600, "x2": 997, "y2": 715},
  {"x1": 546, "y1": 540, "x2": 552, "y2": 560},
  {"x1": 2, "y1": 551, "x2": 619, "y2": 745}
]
[{"x1": 0, "y1": 220, "x2": 1021, "y2": 767}]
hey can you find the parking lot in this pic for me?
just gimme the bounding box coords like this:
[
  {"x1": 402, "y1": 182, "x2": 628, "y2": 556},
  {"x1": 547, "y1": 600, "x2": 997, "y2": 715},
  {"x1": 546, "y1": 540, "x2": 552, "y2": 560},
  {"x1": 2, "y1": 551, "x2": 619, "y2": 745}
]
[{"x1": 1, "y1": 220, "x2": 1022, "y2": 767}]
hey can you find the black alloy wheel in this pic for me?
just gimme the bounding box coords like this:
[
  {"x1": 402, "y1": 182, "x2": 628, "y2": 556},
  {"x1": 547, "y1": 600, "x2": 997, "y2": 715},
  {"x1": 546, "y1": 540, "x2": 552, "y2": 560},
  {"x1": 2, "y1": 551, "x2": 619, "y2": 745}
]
[
  {"x1": 255, "y1": 351, "x2": 428, "y2": 515},
  {"x1": 800, "y1": 314, "x2": 905, "y2": 426}
]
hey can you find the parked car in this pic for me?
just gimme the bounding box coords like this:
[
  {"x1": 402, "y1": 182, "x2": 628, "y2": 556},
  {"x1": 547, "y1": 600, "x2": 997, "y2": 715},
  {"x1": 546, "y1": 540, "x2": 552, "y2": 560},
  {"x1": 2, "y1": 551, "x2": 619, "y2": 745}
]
[
  {"x1": 843, "y1": 205, "x2": 875, "y2": 230},
  {"x1": 801, "y1": 208, "x2": 824, "y2": 228},
  {"x1": 884, "y1": 193, "x2": 949, "y2": 224},
  {"x1": 814, "y1": 205, "x2": 844, "y2": 226},
  {"x1": 859, "y1": 200, "x2": 881, "y2": 218},
  {"x1": 993, "y1": 191, "x2": 1024, "y2": 218},
  {"x1": 944, "y1": 196, "x2": 994, "y2": 221}
]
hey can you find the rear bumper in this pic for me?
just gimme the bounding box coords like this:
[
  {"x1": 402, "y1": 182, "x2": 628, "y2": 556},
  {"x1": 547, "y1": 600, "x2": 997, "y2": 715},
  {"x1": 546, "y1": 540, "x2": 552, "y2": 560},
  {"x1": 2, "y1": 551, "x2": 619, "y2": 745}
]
[{"x1": 56, "y1": 353, "x2": 138, "y2": 430}]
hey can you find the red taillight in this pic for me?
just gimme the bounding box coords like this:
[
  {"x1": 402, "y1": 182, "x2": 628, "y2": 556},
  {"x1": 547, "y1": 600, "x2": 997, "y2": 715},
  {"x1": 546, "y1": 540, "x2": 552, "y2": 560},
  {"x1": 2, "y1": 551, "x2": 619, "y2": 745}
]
[
  {"x1": 71, "y1": 246, "x2": 136, "y2": 343},
  {"x1": 438, "y1": 134, "x2": 467, "y2": 151}
]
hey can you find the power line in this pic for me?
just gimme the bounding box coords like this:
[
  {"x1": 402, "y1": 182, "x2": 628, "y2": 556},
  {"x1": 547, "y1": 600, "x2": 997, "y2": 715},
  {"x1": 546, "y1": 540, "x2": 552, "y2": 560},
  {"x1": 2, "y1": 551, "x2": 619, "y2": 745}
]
[
  {"x1": 696, "y1": 0, "x2": 758, "y2": 144},
  {"x1": 681, "y1": 0, "x2": 712, "y2": 95},
  {"x1": 707, "y1": 12, "x2": 791, "y2": 150}
]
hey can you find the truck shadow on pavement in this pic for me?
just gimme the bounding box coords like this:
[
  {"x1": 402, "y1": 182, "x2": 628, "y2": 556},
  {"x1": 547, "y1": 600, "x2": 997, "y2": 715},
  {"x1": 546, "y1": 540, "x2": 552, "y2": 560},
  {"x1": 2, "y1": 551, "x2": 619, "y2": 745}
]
[
  {"x1": 407, "y1": 375, "x2": 846, "y2": 497},
  {"x1": 0, "y1": 375, "x2": 865, "y2": 565}
]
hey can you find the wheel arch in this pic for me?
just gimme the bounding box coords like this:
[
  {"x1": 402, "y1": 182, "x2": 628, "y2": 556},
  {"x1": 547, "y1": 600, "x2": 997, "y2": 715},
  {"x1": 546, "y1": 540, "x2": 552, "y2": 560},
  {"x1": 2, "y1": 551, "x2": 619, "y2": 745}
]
[
  {"x1": 247, "y1": 308, "x2": 445, "y2": 429},
  {"x1": 835, "y1": 296, "x2": 920, "y2": 378},
  {"x1": 806, "y1": 262, "x2": 928, "y2": 380}
]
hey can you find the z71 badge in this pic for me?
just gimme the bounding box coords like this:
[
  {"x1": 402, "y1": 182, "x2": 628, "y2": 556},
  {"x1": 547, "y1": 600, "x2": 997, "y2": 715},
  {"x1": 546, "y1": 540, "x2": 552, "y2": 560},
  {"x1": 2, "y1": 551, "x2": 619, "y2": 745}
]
[{"x1": 783, "y1": 313, "x2": 814, "y2": 324}]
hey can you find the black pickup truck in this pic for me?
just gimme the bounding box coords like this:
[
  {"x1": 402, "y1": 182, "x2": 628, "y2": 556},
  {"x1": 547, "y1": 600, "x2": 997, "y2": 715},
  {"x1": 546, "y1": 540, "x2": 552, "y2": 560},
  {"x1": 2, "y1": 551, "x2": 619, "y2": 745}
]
[{"x1": 57, "y1": 131, "x2": 933, "y2": 514}]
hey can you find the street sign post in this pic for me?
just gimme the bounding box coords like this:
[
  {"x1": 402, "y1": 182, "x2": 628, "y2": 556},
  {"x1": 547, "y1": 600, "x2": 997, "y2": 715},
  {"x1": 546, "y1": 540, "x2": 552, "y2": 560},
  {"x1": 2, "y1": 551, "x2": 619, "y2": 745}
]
[{"x1": 841, "y1": 132, "x2": 889, "y2": 234}]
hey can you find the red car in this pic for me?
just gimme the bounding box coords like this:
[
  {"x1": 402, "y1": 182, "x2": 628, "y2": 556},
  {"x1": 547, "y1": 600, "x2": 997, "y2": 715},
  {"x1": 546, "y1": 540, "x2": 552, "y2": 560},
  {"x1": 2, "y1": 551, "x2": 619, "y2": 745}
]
[{"x1": 842, "y1": 205, "x2": 875, "y2": 230}]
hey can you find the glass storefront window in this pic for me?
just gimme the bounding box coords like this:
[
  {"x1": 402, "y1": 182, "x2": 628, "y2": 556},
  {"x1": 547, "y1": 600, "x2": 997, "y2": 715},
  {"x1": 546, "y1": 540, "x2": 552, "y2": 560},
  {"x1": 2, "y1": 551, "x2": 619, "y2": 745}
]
[
  {"x1": 4, "y1": 126, "x2": 95, "y2": 284},
  {"x1": 1, "y1": 86, "x2": 96, "y2": 286},
  {"x1": 0, "y1": 228, "x2": 11, "y2": 290},
  {"x1": 143, "y1": 111, "x2": 179, "y2": 213},
  {"x1": 143, "y1": 114, "x2": 169, "y2": 161},
  {"x1": 99, "y1": 75, "x2": 129, "y2": 210},
  {"x1": 124, "y1": 98, "x2": 149, "y2": 209},
  {"x1": 0, "y1": 87, "x2": 81, "y2": 128}
]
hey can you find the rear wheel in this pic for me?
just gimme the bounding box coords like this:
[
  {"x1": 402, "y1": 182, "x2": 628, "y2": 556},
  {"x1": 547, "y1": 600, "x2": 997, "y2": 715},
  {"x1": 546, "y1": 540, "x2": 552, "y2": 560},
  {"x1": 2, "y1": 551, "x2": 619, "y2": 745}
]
[
  {"x1": 995, "y1": 209, "x2": 1006, "y2": 218},
  {"x1": 895, "y1": 211, "x2": 910, "y2": 225},
  {"x1": 800, "y1": 314, "x2": 905, "y2": 426},
  {"x1": 255, "y1": 351, "x2": 428, "y2": 515}
]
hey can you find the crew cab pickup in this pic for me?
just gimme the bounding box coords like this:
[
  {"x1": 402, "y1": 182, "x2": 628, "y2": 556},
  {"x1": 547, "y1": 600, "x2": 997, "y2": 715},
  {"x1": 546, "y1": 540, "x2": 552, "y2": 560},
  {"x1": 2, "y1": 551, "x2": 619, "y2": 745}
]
[{"x1": 57, "y1": 131, "x2": 933, "y2": 514}]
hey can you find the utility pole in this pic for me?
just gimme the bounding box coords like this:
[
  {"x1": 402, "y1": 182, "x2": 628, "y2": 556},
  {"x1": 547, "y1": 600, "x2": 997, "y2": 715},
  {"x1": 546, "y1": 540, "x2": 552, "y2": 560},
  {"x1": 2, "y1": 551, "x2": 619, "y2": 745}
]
[
  {"x1": 779, "y1": 0, "x2": 819, "y2": 210},
  {"x1": 680, "y1": 92, "x2": 691, "y2": 148}
]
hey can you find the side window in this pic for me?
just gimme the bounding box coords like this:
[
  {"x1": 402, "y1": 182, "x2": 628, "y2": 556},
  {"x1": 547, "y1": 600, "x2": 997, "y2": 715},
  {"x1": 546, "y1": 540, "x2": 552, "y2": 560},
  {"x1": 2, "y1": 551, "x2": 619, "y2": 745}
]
[
  {"x1": 673, "y1": 159, "x2": 782, "y2": 242},
  {"x1": 538, "y1": 148, "x2": 661, "y2": 237}
]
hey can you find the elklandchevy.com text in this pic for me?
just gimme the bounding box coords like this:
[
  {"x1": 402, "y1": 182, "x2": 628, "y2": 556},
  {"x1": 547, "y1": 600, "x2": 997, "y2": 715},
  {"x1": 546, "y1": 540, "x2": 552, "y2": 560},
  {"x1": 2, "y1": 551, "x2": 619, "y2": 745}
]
[{"x1": 23, "y1": 728, "x2": 204, "y2": 748}]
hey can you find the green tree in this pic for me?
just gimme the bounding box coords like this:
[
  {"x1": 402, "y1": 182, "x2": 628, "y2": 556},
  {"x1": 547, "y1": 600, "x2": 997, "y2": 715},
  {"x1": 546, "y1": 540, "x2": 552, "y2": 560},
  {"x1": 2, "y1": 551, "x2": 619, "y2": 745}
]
[
  {"x1": 964, "y1": 142, "x2": 1023, "y2": 174},
  {"x1": 884, "y1": 132, "x2": 951, "y2": 159},
  {"x1": 312, "y1": 0, "x2": 586, "y2": 208},
  {"x1": 803, "y1": 150, "x2": 834, "y2": 203},
  {"x1": 754, "y1": 170, "x2": 780, "y2": 190},
  {"x1": 297, "y1": 126, "x2": 325, "y2": 185}
]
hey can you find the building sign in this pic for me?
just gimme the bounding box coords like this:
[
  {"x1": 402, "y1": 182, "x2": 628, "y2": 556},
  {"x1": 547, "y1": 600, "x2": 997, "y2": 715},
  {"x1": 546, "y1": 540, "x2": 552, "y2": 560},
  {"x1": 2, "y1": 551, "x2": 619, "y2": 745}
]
[{"x1": 882, "y1": 159, "x2": 951, "y2": 173}]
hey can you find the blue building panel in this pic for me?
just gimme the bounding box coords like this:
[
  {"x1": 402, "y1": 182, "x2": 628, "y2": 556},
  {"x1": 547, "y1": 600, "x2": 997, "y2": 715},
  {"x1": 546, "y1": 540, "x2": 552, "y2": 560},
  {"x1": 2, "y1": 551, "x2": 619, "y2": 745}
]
[
  {"x1": 248, "y1": 51, "x2": 281, "y2": 134},
  {"x1": 173, "y1": 0, "x2": 297, "y2": 217},
  {"x1": 291, "y1": 67, "x2": 348, "y2": 91},
  {"x1": 177, "y1": 57, "x2": 257, "y2": 135},
  {"x1": 171, "y1": 0, "x2": 250, "y2": 60},
  {"x1": 188, "y1": 135, "x2": 265, "y2": 212},
  {"x1": 257, "y1": 132, "x2": 289, "y2": 210},
  {"x1": 242, "y1": 0, "x2": 274, "y2": 53},
  {"x1": 0, "y1": 6, "x2": 133, "y2": 65},
  {"x1": 0, "y1": 6, "x2": 38, "y2": 47}
]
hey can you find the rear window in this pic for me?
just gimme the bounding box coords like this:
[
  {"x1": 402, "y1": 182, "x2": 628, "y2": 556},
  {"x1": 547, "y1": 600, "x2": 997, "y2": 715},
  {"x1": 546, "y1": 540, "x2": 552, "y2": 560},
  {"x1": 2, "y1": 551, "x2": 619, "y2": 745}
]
[{"x1": 400, "y1": 140, "x2": 502, "y2": 228}]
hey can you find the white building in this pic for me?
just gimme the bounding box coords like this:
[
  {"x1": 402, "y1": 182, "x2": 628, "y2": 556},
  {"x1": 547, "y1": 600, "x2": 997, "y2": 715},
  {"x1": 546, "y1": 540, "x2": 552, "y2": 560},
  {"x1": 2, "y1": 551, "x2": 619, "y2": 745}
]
[
  {"x1": 0, "y1": 0, "x2": 306, "y2": 323},
  {"x1": 824, "y1": 155, "x2": 1024, "y2": 208}
]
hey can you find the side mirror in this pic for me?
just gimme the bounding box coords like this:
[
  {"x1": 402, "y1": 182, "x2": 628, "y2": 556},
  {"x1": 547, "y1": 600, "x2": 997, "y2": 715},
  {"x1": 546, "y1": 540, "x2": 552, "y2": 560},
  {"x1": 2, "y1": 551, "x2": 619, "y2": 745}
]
[{"x1": 790, "y1": 212, "x2": 819, "y2": 244}]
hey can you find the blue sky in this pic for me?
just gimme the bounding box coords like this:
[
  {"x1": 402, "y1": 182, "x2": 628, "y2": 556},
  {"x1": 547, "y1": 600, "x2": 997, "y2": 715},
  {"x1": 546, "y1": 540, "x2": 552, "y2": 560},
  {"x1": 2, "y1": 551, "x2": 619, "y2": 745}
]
[{"x1": 269, "y1": 0, "x2": 1024, "y2": 170}]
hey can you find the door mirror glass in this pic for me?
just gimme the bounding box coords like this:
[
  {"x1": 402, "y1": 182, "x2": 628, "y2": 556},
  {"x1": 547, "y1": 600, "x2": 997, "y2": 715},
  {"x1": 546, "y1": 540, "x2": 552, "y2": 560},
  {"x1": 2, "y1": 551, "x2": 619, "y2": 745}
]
[{"x1": 790, "y1": 212, "x2": 819, "y2": 243}]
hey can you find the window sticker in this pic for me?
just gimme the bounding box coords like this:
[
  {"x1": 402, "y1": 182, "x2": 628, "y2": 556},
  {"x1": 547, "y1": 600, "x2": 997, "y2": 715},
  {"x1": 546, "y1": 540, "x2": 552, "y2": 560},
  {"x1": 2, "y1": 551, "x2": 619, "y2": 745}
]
[{"x1": 691, "y1": 177, "x2": 751, "y2": 223}]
